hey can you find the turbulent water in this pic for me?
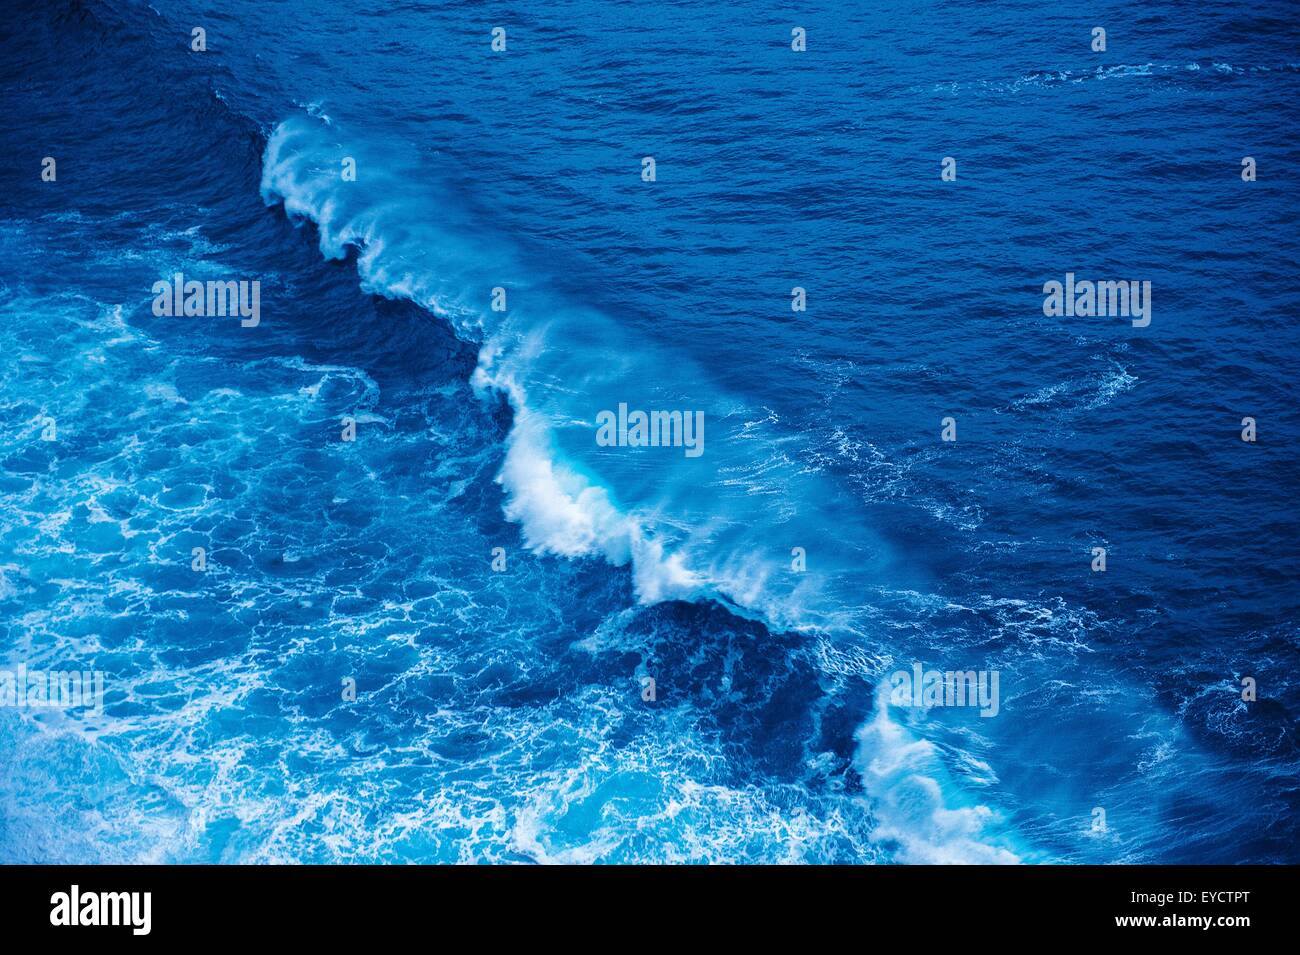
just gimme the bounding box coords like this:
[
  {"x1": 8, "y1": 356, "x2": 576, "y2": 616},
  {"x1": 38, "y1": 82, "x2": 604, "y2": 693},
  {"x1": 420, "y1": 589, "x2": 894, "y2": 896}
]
[{"x1": 1, "y1": 0, "x2": 1297, "y2": 863}]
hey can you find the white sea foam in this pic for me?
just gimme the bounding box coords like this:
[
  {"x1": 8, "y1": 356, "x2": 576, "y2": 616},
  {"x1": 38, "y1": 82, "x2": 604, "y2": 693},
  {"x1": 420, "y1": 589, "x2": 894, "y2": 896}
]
[
  {"x1": 854, "y1": 682, "x2": 1021, "y2": 864},
  {"x1": 256, "y1": 115, "x2": 1047, "y2": 868}
]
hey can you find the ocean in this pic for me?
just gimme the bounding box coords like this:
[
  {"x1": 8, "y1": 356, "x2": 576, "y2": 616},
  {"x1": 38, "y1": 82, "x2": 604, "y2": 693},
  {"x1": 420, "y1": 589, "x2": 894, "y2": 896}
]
[{"x1": 0, "y1": 0, "x2": 1297, "y2": 863}]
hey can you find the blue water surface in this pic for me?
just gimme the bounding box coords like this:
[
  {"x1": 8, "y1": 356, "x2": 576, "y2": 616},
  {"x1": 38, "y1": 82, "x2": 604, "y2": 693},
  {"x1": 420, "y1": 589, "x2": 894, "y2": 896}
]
[{"x1": 0, "y1": 0, "x2": 1297, "y2": 863}]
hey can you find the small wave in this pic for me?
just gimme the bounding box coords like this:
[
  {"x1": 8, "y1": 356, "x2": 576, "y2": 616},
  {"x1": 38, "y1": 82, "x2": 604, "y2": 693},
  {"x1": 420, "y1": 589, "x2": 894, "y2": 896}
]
[{"x1": 854, "y1": 683, "x2": 1021, "y2": 864}]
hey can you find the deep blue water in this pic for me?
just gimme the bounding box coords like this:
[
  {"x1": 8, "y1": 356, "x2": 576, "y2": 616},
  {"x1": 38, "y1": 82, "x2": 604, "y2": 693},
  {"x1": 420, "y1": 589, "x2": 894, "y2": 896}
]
[{"x1": 0, "y1": 0, "x2": 1297, "y2": 863}]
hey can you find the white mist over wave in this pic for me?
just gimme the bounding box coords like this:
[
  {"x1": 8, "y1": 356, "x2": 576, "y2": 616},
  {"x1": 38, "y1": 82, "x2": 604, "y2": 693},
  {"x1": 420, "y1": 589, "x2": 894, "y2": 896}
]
[
  {"x1": 259, "y1": 115, "x2": 889, "y2": 629},
  {"x1": 470, "y1": 363, "x2": 703, "y2": 604}
]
